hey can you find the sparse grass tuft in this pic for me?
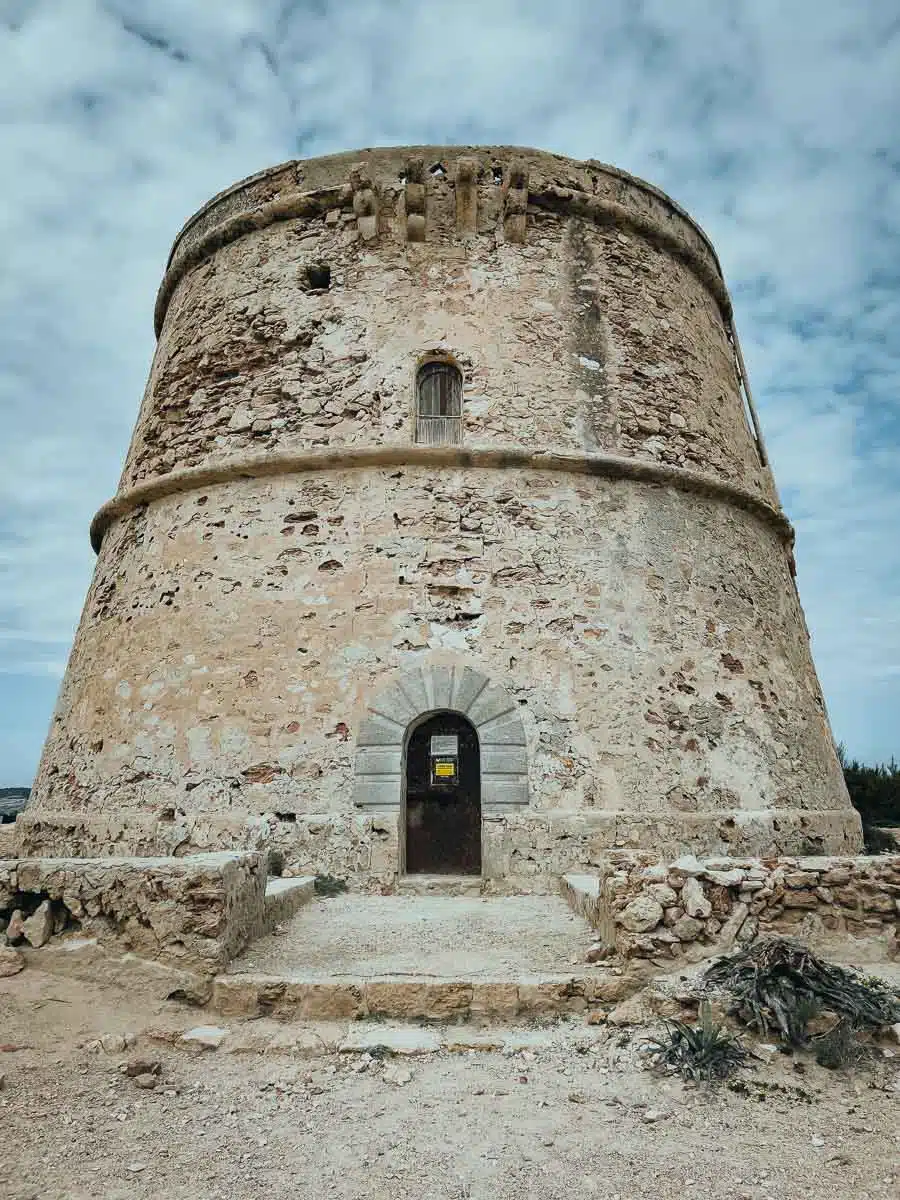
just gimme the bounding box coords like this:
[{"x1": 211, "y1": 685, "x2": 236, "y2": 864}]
[{"x1": 812, "y1": 1017, "x2": 875, "y2": 1070}]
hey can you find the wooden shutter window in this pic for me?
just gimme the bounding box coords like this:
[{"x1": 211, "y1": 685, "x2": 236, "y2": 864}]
[{"x1": 415, "y1": 361, "x2": 463, "y2": 445}]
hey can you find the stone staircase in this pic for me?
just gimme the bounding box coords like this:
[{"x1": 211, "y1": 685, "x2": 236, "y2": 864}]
[{"x1": 209, "y1": 889, "x2": 611, "y2": 1025}]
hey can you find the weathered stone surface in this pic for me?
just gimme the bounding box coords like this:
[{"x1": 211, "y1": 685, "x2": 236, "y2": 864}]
[
  {"x1": 287, "y1": 983, "x2": 365, "y2": 1022},
  {"x1": 20, "y1": 146, "x2": 858, "y2": 883},
  {"x1": 180, "y1": 1025, "x2": 229, "y2": 1050},
  {"x1": 716, "y1": 901, "x2": 750, "y2": 948},
  {"x1": 0, "y1": 946, "x2": 25, "y2": 976},
  {"x1": 469, "y1": 983, "x2": 520, "y2": 1022},
  {"x1": 339, "y1": 1026, "x2": 440, "y2": 1056},
  {"x1": 619, "y1": 895, "x2": 664, "y2": 933},
  {"x1": 671, "y1": 914, "x2": 705, "y2": 942},
  {"x1": 5, "y1": 909, "x2": 24, "y2": 943},
  {"x1": 670, "y1": 855, "x2": 704, "y2": 878},
  {"x1": 362, "y1": 982, "x2": 472, "y2": 1023},
  {"x1": 22, "y1": 901, "x2": 53, "y2": 949},
  {"x1": 705, "y1": 869, "x2": 745, "y2": 888},
  {"x1": 682, "y1": 877, "x2": 712, "y2": 919},
  {"x1": 606, "y1": 993, "x2": 656, "y2": 1026},
  {"x1": 4, "y1": 853, "x2": 266, "y2": 975},
  {"x1": 591, "y1": 852, "x2": 900, "y2": 969},
  {"x1": 646, "y1": 884, "x2": 678, "y2": 908}
]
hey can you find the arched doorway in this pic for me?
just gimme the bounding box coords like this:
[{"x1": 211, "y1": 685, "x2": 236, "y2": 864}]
[{"x1": 404, "y1": 711, "x2": 481, "y2": 875}]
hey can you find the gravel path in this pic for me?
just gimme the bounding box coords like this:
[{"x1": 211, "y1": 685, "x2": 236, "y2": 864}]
[
  {"x1": 2, "y1": 968, "x2": 898, "y2": 1200},
  {"x1": 228, "y1": 893, "x2": 600, "y2": 980}
]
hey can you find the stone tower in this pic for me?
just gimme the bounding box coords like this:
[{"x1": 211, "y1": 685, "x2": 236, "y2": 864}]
[{"x1": 25, "y1": 145, "x2": 861, "y2": 886}]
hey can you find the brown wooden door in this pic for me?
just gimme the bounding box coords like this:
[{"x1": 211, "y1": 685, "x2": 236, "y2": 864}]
[{"x1": 405, "y1": 712, "x2": 481, "y2": 875}]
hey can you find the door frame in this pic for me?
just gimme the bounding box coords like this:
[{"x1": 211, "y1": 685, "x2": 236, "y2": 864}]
[{"x1": 400, "y1": 708, "x2": 481, "y2": 876}]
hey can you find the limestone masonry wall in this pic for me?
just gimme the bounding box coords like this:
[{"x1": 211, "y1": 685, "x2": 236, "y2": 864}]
[
  {"x1": 0, "y1": 851, "x2": 266, "y2": 978},
  {"x1": 120, "y1": 160, "x2": 770, "y2": 500},
  {"x1": 31, "y1": 469, "x2": 853, "y2": 853},
  {"x1": 564, "y1": 854, "x2": 900, "y2": 965},
  {"x1": 26, "y1": 145, "x2": 858, "y2": 872}
]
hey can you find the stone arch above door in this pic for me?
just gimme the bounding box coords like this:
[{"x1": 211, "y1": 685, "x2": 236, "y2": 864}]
[{"x1": 352, "y1": 664, "x2": 528, "y2": 811}]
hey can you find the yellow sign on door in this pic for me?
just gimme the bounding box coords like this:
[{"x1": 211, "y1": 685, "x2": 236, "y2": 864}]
[{"x1": 434, "y1": 761, "x2": 456, "y2": 778}]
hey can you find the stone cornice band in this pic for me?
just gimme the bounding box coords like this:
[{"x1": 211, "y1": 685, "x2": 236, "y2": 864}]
[
  {"x1": 90, "y1": 445, "x2": 794, "y2": 553},
  {"x1": 154, "y1": 182, "x2": 733, "y2": 338}
]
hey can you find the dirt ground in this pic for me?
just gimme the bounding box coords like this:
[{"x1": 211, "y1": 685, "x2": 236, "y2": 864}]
[{"x1": 2, "y1": 967, "x2": 898, "y2": 1200}]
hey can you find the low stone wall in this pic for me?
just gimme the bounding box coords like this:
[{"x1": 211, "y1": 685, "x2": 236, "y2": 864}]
[
  {"x1": 6, "y1": 806, "x2": 863, "y2": 894},
  {"x1": 0, "y1": 852, "x2": 266, "y2": 981},
  {"x1": 565, "y1": 854, "x2": 900, "y2": 965}
]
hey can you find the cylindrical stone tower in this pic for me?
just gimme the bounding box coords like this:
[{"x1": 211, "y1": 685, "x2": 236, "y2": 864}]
[{"x1": 26, "y1": 145, "x2": 861, "y2": 881}]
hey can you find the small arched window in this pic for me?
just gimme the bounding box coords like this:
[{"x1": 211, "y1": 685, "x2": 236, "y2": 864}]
[{"x1": 415, "y1": 360, "x2": 463, "y2": 446}]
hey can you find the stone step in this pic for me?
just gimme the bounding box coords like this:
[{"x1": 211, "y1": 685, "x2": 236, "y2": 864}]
[
  {"x1": 211, "y1": 971, "x2": 605, "y2": 1024},
  {"x1": 395, "y1": 873, "x2": 486, "y2": 896},
  {"x1": 264, "y1": 876, "x2": 315, "y2": 928}
]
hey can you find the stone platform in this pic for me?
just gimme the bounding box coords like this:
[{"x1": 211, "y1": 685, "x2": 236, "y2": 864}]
[{"x1": 212, "y1": 892, "x2": 612, "y2": 1023}]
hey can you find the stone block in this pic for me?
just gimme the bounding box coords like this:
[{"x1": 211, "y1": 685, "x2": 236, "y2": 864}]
[
  {"x1": 516, "y1": 981, "x2": 586, "y2": 1018},
  {"x1": 469, "y1": 982, "x2": 520, "y2": 1021},
  {"x1": 352, "y1": 777, "x2": 401, "y2": 809},
  {"x1": 363, "y1": 982, "x2": 472, "y2": 1022},
  {"x1": 0, "y1": 946, "x2": 25, "y2": 977},
  {"x1": 477, "y1": 713, "x2": 527, "y2": 746},
  {"x1": 467, "y1": 684, "x2": 516, "y2": 727},
  {"x1": 482, "y1": 778, "x2": 529, "y2": 807},
  {"x1": 356, "y1": 712, "x2": 406, "y2": 747},
  {"x1": 287, "y1": 983, "x2": 366, "y2": 1021},
  {"x1": 22, "y1": 901, "x2": 54, "y2": 948},
  {"x1": 682, "y1": 876, "x2": 712, "y2": 919},
  {"x1": 450, "y1": 667, "x2": 490, "y2": 714},
  {"x1": 212, "y1": 976, "x2": 262, "y2": 1017},
  {"x1": 671, "y1": 914, "x2": 704, "y2": 941},
  {"x1": 340, "y1": 1025, "x2": 440, "y2": 1055},
  {"x1": 481, "y1": 746, "x2": 528, "y2": 775},
  {"x1": 619, "y1": 894, "x2": 664, "y2": 933},
  {"x1": 353, "y1": 748, "x2": 403, "y2": 776}
]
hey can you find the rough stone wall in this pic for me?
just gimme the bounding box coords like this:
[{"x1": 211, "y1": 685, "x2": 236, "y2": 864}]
[
  {"x1": 0, "y1": 851, "x2": 266, "y2": 975},
  {"x1": 565, "y1": 854, "x2": 900, "y2": 964},
  {"x1": 118, "y1": 177, "x2": 770, "y2": 503},
  {"x1": 30, "y1": 466, "x2": 854, "y2": 857},
  {"x1": 27, "y1": 145, "x2": 857, "y2": 872}
]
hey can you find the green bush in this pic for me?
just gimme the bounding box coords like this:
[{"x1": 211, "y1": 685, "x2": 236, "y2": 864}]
[{"x1": 837, "y1": 743, "x2": 900, "y2": 831}]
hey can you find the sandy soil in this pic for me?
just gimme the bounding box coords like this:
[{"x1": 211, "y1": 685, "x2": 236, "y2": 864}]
[{"x1": 2, "y1": 967, "x2": 898, "y2": 1200}]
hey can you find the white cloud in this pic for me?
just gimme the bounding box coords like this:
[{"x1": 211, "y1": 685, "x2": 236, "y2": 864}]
[{"x1": 1, "y1": 0, "x2": 898, "y2": 781}]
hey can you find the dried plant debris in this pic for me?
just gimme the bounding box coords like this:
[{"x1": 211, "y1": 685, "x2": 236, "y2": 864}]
[
  {"x1": 645, "y1": 1000, "x2": 748, "y2": 1082},
  {"x1": 811, "y1": 1016, "x2": 876, "y2": 1070},
  {"x1": 701, "y1": 937, "x2": 900, "y2": 1046}
]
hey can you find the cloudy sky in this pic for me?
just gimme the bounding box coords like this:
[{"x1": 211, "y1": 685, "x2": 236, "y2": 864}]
[{"x1": 1, "y1": 0, "x2": 898, "y2": 785}]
